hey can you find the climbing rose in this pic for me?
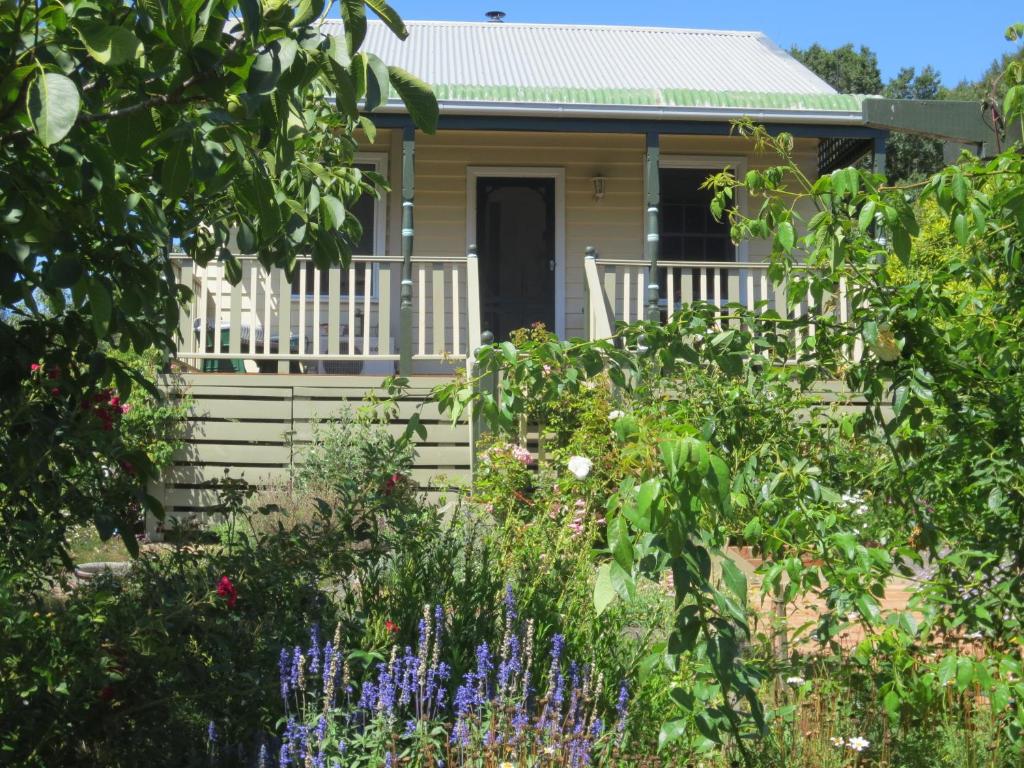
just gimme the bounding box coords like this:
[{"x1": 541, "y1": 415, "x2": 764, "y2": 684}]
[
  {"x1": 567, "y1": 456, "x2": 592, "y2": 479},
  {"x1": 216, "y1": 576, "x2": 238, "y2": 608},
  {"x1": 385, "y1": 620, "x2": 399, "y2": 634}
]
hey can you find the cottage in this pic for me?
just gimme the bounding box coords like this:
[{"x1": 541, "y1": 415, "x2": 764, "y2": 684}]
[{"x1": 156, "y1": 18, "x2": 989, "y2": 523}]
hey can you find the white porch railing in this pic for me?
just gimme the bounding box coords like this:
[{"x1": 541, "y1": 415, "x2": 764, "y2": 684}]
[
  {"x1": 172, "y1": 253, "x2": 481, "y2": 373},
  {"x1": 583, "y1": 253, "x2": 861, "y2": 358}
]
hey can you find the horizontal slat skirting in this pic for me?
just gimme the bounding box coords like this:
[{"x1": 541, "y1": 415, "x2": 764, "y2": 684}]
[{"x1": 154, "y1": 375, "x2": 471, "y2": 521}]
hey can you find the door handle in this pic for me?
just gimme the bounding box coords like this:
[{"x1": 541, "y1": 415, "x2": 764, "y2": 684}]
[{"x1": 548, "y1": 259, "x2": 555, "y2": 272}]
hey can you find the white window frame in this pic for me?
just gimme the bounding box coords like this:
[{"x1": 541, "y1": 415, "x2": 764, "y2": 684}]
[
  {"x1": 465, "y1": 166, "x2": 566, "y2": 338},
  {"x1": 293, "y1": 151, "x2": 389, "y2": 300}
]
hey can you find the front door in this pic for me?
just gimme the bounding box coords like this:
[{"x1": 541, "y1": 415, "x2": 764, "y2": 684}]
[{"x1": 476, "y1": 177, "x2": 556, "y2": 340}]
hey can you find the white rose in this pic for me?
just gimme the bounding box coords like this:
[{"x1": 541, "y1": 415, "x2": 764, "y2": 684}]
[
  {"x1": 608, "y1": 410, "x2": 624, "y2": 420},
  {"x1": 567, "y1": 456, "x2": 592, "y2": 480}
]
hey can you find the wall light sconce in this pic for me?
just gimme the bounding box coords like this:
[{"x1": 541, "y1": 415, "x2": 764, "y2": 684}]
[{"x1": 591, "y1": 175, "x2": 606, "y2": 202}]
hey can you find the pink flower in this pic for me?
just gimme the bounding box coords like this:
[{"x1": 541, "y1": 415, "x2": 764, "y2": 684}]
[
  {"x1": 30, "y1": 363, "x2": 41, "y2": 374},
  {"x1": 511, "y1": 445, "x2": 532, "y2": 465},
  {"x1": 542, "y1": 364, "x2": 552, "y2": 376}
]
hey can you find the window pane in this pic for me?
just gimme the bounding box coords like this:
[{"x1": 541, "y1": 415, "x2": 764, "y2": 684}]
[{"x1": 659, "y1": 168, "x2": 735, "y2": 263}]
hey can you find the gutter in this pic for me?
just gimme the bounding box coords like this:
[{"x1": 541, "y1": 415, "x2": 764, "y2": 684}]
[{"x1": 372, "y1": 99, "x2": 867, "y2": 126}]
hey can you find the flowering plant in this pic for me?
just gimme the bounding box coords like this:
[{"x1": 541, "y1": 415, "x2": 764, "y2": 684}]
[{"x1": 257, "y1": 588, "x2": 633, "y2": 768}]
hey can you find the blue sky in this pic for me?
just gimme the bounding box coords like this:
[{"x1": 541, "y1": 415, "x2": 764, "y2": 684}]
[{"x1": 376, "y1": 1, "x2": 1022, "y2": 87}]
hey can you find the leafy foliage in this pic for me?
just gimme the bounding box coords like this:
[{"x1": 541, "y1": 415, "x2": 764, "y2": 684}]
[
  {"x1": 437, "y1": 30, "x2": 1024, "y2": 756},
  {"x1": 0, "y1": 0, "x2": 437, "y2": 574}
]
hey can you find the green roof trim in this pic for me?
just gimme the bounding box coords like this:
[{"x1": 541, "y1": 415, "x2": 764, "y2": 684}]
[{"x1": 430, "y1": 84, "x2": 866, "y2": 113}]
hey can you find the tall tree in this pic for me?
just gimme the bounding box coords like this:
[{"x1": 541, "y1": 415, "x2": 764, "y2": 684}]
[
  {"x1": 0, "y1": 0, "x2": 437, "y2": 577},
  {"x1": 790, "y1": 43, "x2": 883, "y2": 94},
  {"x1": 884, "y1": 66, "x2": 945, "y2": 182}
]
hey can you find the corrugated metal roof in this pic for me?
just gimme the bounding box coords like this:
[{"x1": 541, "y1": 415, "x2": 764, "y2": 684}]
[{"x1": 320, "y1": 19, "x2": 865, "y2": 118}]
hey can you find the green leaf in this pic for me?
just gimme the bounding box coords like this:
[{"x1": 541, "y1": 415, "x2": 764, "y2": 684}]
[
  {"x1": 363, "y1": 53, "x2": 390, "y2": 111},
  {"x1": 358, "y1": 115, "x2": 377, "y2": 143},
  {"x1": 340, "y1": 0, "x2": 367, "y2": 53},
  {"x1": 777, "y1": 221, "x2": 795, "y2": 252},
  {"x1": 238, "y1": 0, "x2": 260, "y2": 39},
  {"x1": 388, "y1": 66, "x2": 438, "y2": 134},
  {"x1": 75, "y1": 21, "x2": 143, "y2": 66},
  {"x1": 858, "y1": 199, "x2": 877, "y2": 232},
  {"x1": 161, "y1": 142, "x2": 191, "y2": 200},
  {"x1": 658, "y1": 719, "x2": 688, "y2": 751},
  {"x1": 719, "y1": 556, "x2": 747, "y2": 606},
  {"x1": 955, "y1": 656, "x2": 974, "y2": 691},
  {"x1": 607, "y1": 514, "x2": 633, "y2": 572},
  {"x1": 594, "y1": 562, "x2": 616, "y2": 615},
  {"x1": 247, "y1": 39, "x2": 299, "y2": 94},
  {"x1": 87, "y1": 281, "x2": 112, "y2": 337},
  {"x1": 321, "y1": 195, "x2": 345, "y2": 230},
  {"x1": 48, "y1": 256, "x2": 83, "y2": 288},
  {"x1": 365, "y1": 0, "x2": 408, "y2": 39},
  {"x1": 27, "y1": 72, "x2": 80, "y2": 146}
]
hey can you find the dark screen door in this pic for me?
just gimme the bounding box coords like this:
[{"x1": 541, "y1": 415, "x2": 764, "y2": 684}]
[{"x1": 476, "y1": 177, "x2": 556, "y2": 340}]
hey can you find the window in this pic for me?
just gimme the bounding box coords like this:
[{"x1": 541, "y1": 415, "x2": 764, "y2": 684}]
[
  {"x1": 659, "y1": 167, "x2": 735, "y2": 262},
  {"x1": 293, "y1": 157, "x2": 386, "y2": 297}
]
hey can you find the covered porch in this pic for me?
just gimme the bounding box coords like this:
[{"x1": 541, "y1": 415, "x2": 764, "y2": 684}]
[{"x1": 171, "y1": 115, "x2": 887, "y2": 378}]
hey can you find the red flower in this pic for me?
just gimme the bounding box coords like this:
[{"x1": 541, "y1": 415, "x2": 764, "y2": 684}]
[
  {"x1": 30, "y1": 363, "x2": 41, "y2": 374},
  {"x1": 384, "y1": 619, "x2": 399, "y2": 634},
  {"x1": 384, "y1": 472, "x2": 402, "y2": 495},
  {"x1": 216, "y1": 576, "x2": 238, "y2": 608}
]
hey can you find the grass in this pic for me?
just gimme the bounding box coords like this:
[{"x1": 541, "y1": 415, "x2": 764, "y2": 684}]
[{"x1": 66, "y1": 525, "x2": 135, "y2": 564}]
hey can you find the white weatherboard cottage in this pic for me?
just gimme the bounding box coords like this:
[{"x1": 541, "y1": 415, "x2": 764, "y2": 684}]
[{"x1": 158, "y1": 18, "x2": 977, "y2": 524}]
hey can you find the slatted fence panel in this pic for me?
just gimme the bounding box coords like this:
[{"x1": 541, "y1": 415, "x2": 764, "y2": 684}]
[{"x1": 150, "y1": 374, "x2": 471, "y2": 534}]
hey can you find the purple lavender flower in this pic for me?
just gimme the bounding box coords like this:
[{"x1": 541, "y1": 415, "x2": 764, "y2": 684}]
[
  {"x1": 498, "y1": 632, "x2": 522, "y2": 695},
  {"x1": 279, "y1": 648, "x2": 291, "y2": 703},
  {"x1": 308, "y1": 623, "x2": 321, "y2": 677},
  {"x1": 279, "y1": 742, "x2": 291, "y2": 767},
  {"x1": 384, "y1": 752, "x2": 393, "y2": 768},
  {"x1": 374, "y1": 663, "x2": 396, "y2": 716},
  {"x1": 289, "y1": 646, "x2": 303, "y2": 690},
  {"x1": 474, "y1": 642, "x2": 493, "y2": 703},
  {"x1": 615, "y1": 680, "x2": 629, "y2": 736},
  {"x1": 358, "y1": 681, "x2": 376, "y2": 710},
  {"x1": 403, "y1": 719, "x2": 416, "y2": 737},
  {"x1": 434, "y1": 604, "x2": 444, "y2": 642},
  {"x1": 417, "y1": 617, "x2": 428, "y2": 657},
  {"x1": 322, "y1": 642, "x2": 334, "y2": 691},
  {"x1": 315, "y1": 714, "x2": 327, "y2": 742},
  {"x1": 503, "y1": 584, "x2": 517, "y2": 623},
  {"x1": 399, "y1": 647, "x2": 417, "y2": 706},
  {"x1": 257, "y1": 743, "x2": 269, "y2": 768},
  {"x1": 206, "y1": 720, "x2": 217, "y2": 745}
]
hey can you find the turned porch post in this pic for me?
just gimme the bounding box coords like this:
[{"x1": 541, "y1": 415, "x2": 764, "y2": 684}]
[
  {"x1": 644, "y1": 132, "x2": 661, "y2": 322},
  {"x1": 399, "y1": 125, "x2": 415, "y2": 376}
]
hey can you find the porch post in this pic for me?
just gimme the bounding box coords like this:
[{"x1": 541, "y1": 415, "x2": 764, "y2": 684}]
[
  {"x1": 399, "y1": 124, "x2": 415, "y2": 376},
  {"x1": 871, "y1": 132, "x2": 887, "y2": 178},
  {"x1": 644, "y1": 132, "x2": 661, "y2": 322}
]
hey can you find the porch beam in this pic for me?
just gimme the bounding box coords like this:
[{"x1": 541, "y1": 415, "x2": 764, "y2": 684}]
[
  {"x1": 399, "y1": 125, "x2": 415, "y2": 376},
  {"x1": 644, "y1": 132, "x2": 661, "y2": 322},
  {"x1": 371, "y1": 113, "x2": 887, "y2": 140}
]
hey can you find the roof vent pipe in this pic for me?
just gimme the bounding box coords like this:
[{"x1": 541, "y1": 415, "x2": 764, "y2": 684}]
[{"x1": 485, "y1": 10, "x2": 506, "y2": 22}]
